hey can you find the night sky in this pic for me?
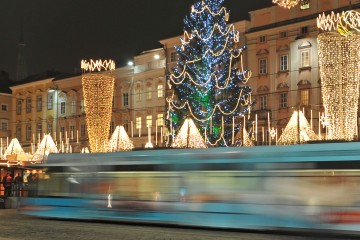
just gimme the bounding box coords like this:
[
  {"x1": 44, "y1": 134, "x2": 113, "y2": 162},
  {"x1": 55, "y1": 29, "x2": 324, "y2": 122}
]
[{"x1": 0, "y1": 0, "x2": 274, "y2": 80}]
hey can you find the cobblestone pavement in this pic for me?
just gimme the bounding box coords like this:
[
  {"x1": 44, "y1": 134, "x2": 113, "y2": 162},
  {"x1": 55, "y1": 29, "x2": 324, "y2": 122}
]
[{"x1": 0, "y1": 209, "x2": 354, "y2": 240}]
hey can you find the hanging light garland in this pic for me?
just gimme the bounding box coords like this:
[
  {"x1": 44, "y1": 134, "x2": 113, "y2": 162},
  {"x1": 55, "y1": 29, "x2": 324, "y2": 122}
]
[
  {"x1": 81, "y1": 59, "x2": 115, "y2": 152},
  {"x1": 317, "y1": 33, "x2": 360, "y2": 140},
  {"x1": 272, "y1": 0, "x2": 300, "y2": 9},
  {"x1": 317, "y1": 10, "x2": 360, "y2": 37}
]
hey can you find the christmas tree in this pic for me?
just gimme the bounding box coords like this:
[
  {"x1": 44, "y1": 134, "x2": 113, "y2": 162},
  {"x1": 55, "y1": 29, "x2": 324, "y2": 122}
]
[{"x1": 167, "y1": 0, "x2": 253, "y2": 147}]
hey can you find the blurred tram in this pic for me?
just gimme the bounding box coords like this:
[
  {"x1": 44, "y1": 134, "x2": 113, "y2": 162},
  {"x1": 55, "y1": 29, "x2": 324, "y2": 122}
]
[{"x1": 19, "y1": 142, "x2": 360, "y2": 233}]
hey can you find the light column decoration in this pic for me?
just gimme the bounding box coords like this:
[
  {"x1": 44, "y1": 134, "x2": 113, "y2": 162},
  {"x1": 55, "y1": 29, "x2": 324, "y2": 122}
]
[
  {"x1": 81, "y1": 59, "x2": 115, "y2": 152},
  {"x1": 317, "y1": 11, "x2": 360, "y2": 141}
]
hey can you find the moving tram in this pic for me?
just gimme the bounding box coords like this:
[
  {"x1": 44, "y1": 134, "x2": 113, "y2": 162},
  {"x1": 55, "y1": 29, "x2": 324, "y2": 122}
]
[{"x1": 19, "y1": 142, "x2": 360, "y2": 233}]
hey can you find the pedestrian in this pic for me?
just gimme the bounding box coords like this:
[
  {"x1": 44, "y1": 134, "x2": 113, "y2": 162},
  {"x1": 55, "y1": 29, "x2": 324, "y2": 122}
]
[
  {"x1": 4, "y1": 173, "x2": 13, "y2": 198},
  {"x1": 14, "y1": 173, "x2": 23, "y2": 197}
]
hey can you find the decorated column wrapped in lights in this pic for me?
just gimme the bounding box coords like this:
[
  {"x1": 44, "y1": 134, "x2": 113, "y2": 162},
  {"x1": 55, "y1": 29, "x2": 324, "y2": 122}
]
[
  {"x1": 317, "y1": 11, "x2": 360, "y2": 141},
  {"x1": 81, "y1": 59, "x2": 115, "y2": 152}
]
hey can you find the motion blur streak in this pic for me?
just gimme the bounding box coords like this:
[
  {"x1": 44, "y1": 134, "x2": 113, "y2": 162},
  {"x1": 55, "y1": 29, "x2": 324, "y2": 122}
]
[{"x1": 19, "y1": 142, "x2": 360, "y2": 234}]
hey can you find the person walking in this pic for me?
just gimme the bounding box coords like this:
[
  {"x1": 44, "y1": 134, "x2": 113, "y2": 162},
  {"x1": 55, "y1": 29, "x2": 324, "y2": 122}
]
[{"x1": 14, "y1": 173, "x2": 23, "y2": 197}]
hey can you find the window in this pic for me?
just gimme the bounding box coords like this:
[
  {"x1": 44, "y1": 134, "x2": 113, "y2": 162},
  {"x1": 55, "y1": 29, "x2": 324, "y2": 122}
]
[
  {"x1": 26, "y1": 97, "x2": 31, "y2": 113},
  {"x1": 109, "y1": 121, "x2": 115, "y2": 135},
  {"x1": 71, "y1": 100, "x2": 76, "y2": 114},
  {"x1": 47, "y1": 92, "x2": 53, "y2": 110},
  {"x1": 16, "y1": 126, "x2": 21, "y2": 141},
  {"x1": 123, "y1": 93, "x2": 129, "y2": 106},
  {"x1": 36, "y1": 95, "x2": 42, "y2": 112},
  {"x1": 260, "y1": 95, "x2": 267, "y2": 110},
  {"x1": 47, "y1": 123, "x2": 53, "y2": 135},
  {"x1": 280, "y1": 55, "x2": 288, "y2": 71},
  {"x1": 301, "y1": 50, "x2": 310, "y2": 67},
  {"x1": 80, "y1": 100, "x2": 85, "y2": 113},
  {"x1": 300, "y1": 89, "x2": 309, "y2": 106},
  {"x1": 259, "y1": 58, "x2": 267, "y2": 75},
  {"x1": 300, "y1": 0, "x2": 310, "y2": 10},
  {"x1": 60, "y1": 127, "x2": 65, "y2": 140},
  {"x1": 157, "y1": 84, "x2": 164, "y2": 98},
  {"x1": 146, "y1": 115, "x2": 152, "y2": 127},
  {"x1": 279, "y1": 31, "x2": 287, "y2": 39},
  {"x1": 37, "y1": 123, "x2": 42, "y2": 141},
  {"x1": 170, "y1": 52, "x2": 177, "y2": 62},
  {"x1": 259, "y1": 35, "x2": 266, "y2": 43},
  {"x1": 301, "y1": 26, "x2": 308, "y2": 35},
  {"x1": 60, "y1": 102, "x2": 66, "y2": 115},
  {"x1": 1, "y1": 104, "x2": 8, "y2": 112},
  {"x1": 16, "y1": 99, "x2": 22, "y2": 115},
  {"x1": 124, "y1": 121, "x2": 129, "y2": 132},
  {"x1": 136, "y1": 117, "x2": 141, "y2": 129},
  {"x1": 146, "y1": 86, "x2": 152, "y2": 100},
  {"x1": 26, "y1": 125, "x2": 31, "y2": 141},
  {"x1": 1, "y1": 120, "x2": 8, "y2": 131},
  {"x1": 80, "y1": 124, "x2": 86, "y2": 137},
  {"x1": 70, "y1": 125, "x2": 75, "y2": 139},
  {"x1": 280, "y1": 93, "x2": 288, "y2": 108},
  {"x1": 157, "y1": 114, "x2": 164, "y2": 126},
  {"x1": 136, "y1": 87, "x2": 141, "y2": 101}
]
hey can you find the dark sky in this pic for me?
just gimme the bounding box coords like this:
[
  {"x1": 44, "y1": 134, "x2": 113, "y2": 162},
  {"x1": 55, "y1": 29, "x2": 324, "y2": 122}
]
[{"x1": 0, "y1": 0, "x2": 274, "y2": 80}]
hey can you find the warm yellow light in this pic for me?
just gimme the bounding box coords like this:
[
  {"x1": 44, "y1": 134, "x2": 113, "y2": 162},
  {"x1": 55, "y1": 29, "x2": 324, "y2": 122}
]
[
  {"x1": 272, "y1": 0, "x2": 300, "y2": 9},
  {"x1": 81, "y1": 59, "x2": 115, "y2": 152},
  {"x1": 171, "y1": 118, "x2": 207, "y2": 148},
  {"x1": 277, "y1": 111, "x2": 319, "y2": 145},
  {"x1": 108, "y1": 126, "x2": 134, "y2": 151},
  {"x1": 318, "y1": 33, "x2": 360, "y2": 140},
  {"x1": 317, "y1": 10, "x2": 360, "y2": 37},
  {"x1": 32, "y1": 134, "x2": 59, "y2": 162}
]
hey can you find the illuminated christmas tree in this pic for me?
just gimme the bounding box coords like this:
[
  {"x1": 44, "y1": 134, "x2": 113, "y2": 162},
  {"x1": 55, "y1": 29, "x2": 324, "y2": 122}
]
[
  {"x1": 108, "y1": 125, "x2": 134, "y2": 151},
  {"x1": 167, "y1": 0, "x2": 253, "y2": 147},
  {"x1": 172, "y1": 118, "x2": 207, "y2": 148},
  {"x1": 32, "y1": 134, "x2": 59, "y2": 163}
]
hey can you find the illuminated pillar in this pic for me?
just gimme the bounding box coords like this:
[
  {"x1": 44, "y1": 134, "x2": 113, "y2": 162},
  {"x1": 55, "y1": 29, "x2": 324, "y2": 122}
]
[
  {"x1": 318, "y1": 33, "x2": 360, "y2": 140},
  {"x1": 81, "y1": 59, "x2": 115, "y2": 152}
]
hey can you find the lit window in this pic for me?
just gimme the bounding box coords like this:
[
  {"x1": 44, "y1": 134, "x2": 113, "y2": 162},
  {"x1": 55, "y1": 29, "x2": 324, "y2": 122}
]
[
  {"x1": 157, "y1": 84, "x2": 164, "y2": 98},
  {"x1": 36, "y1": 95, "x2": 42, "y2": 112},
  {"x1": 300, "y1": 89, "x2": 309, "y2": 106},
  {"x1": 259, "y1": 58, "x2": 267, "y2": 75},
  {"x1": 280, "y1": 55, "x2": 288, "y2": 71},
  {"x1": 157, "y1": 114, "x2": 164, "y2": 126},
  {"x1": 260, "y1": 95, "x2": 268, "y2": 110},
  {"x1": 146, "y1": 86, "x2": 152, "y2": 100},
  {"x1": 301, "y1": 50, "x2": 310, "y2": 67},
  {"x1": 136, "y1": 117, "x2": 141, "y2": 129},
  {"x1": 80, "y1": 100, "x2": 85, "y2": 113},
  {"x1": 146, "y1": 115, "x2": 152, "y2": 127},
  {"x1": 70, "y1": 125, "x2": 75, "y2": 139},
  {"x1": 37, "y1": 123, "x2": 42, "y2": 140},
  {"x1": 280, "y1": 93, "x2": 288, "y2": 108}
]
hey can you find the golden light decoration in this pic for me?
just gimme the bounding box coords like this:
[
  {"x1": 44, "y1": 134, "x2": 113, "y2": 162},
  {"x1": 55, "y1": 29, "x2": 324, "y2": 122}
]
[
  {"x1": 317, "y1": 10, "x2": 360, "y2": 37},
  {"x1": 108, "y1": 126, "x2": 134, "y2": 152},
  {"x1": 318, "y1": 33, "x2": 360, "y2": 140},
  {"x1": 171, "y1": 118, "x2": 207, "y2": 148},
  {"x1": 277, "y1": 111, "x2": 318, "y2": 145},
  {"x1": 233, "y1": 127, "x2": 254, "y2": 147},
  {"x1": 272, "y1": 0, "x2": 300, "y2": 9},
  {"x1": 81, "y1": 59, "x2": 115, "y2": 152},
  {"x1": 32, "y1": 134, "x2": 59, "y2": 163}
]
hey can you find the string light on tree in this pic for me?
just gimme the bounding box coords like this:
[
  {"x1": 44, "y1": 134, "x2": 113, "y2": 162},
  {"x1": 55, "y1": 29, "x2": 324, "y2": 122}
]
[
  {"x1": 81, "y1": 59, "x2": 115, "y2": 152},
  {"x1": 167, "y1": 0, "x2": 253, "y2": 147}
]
